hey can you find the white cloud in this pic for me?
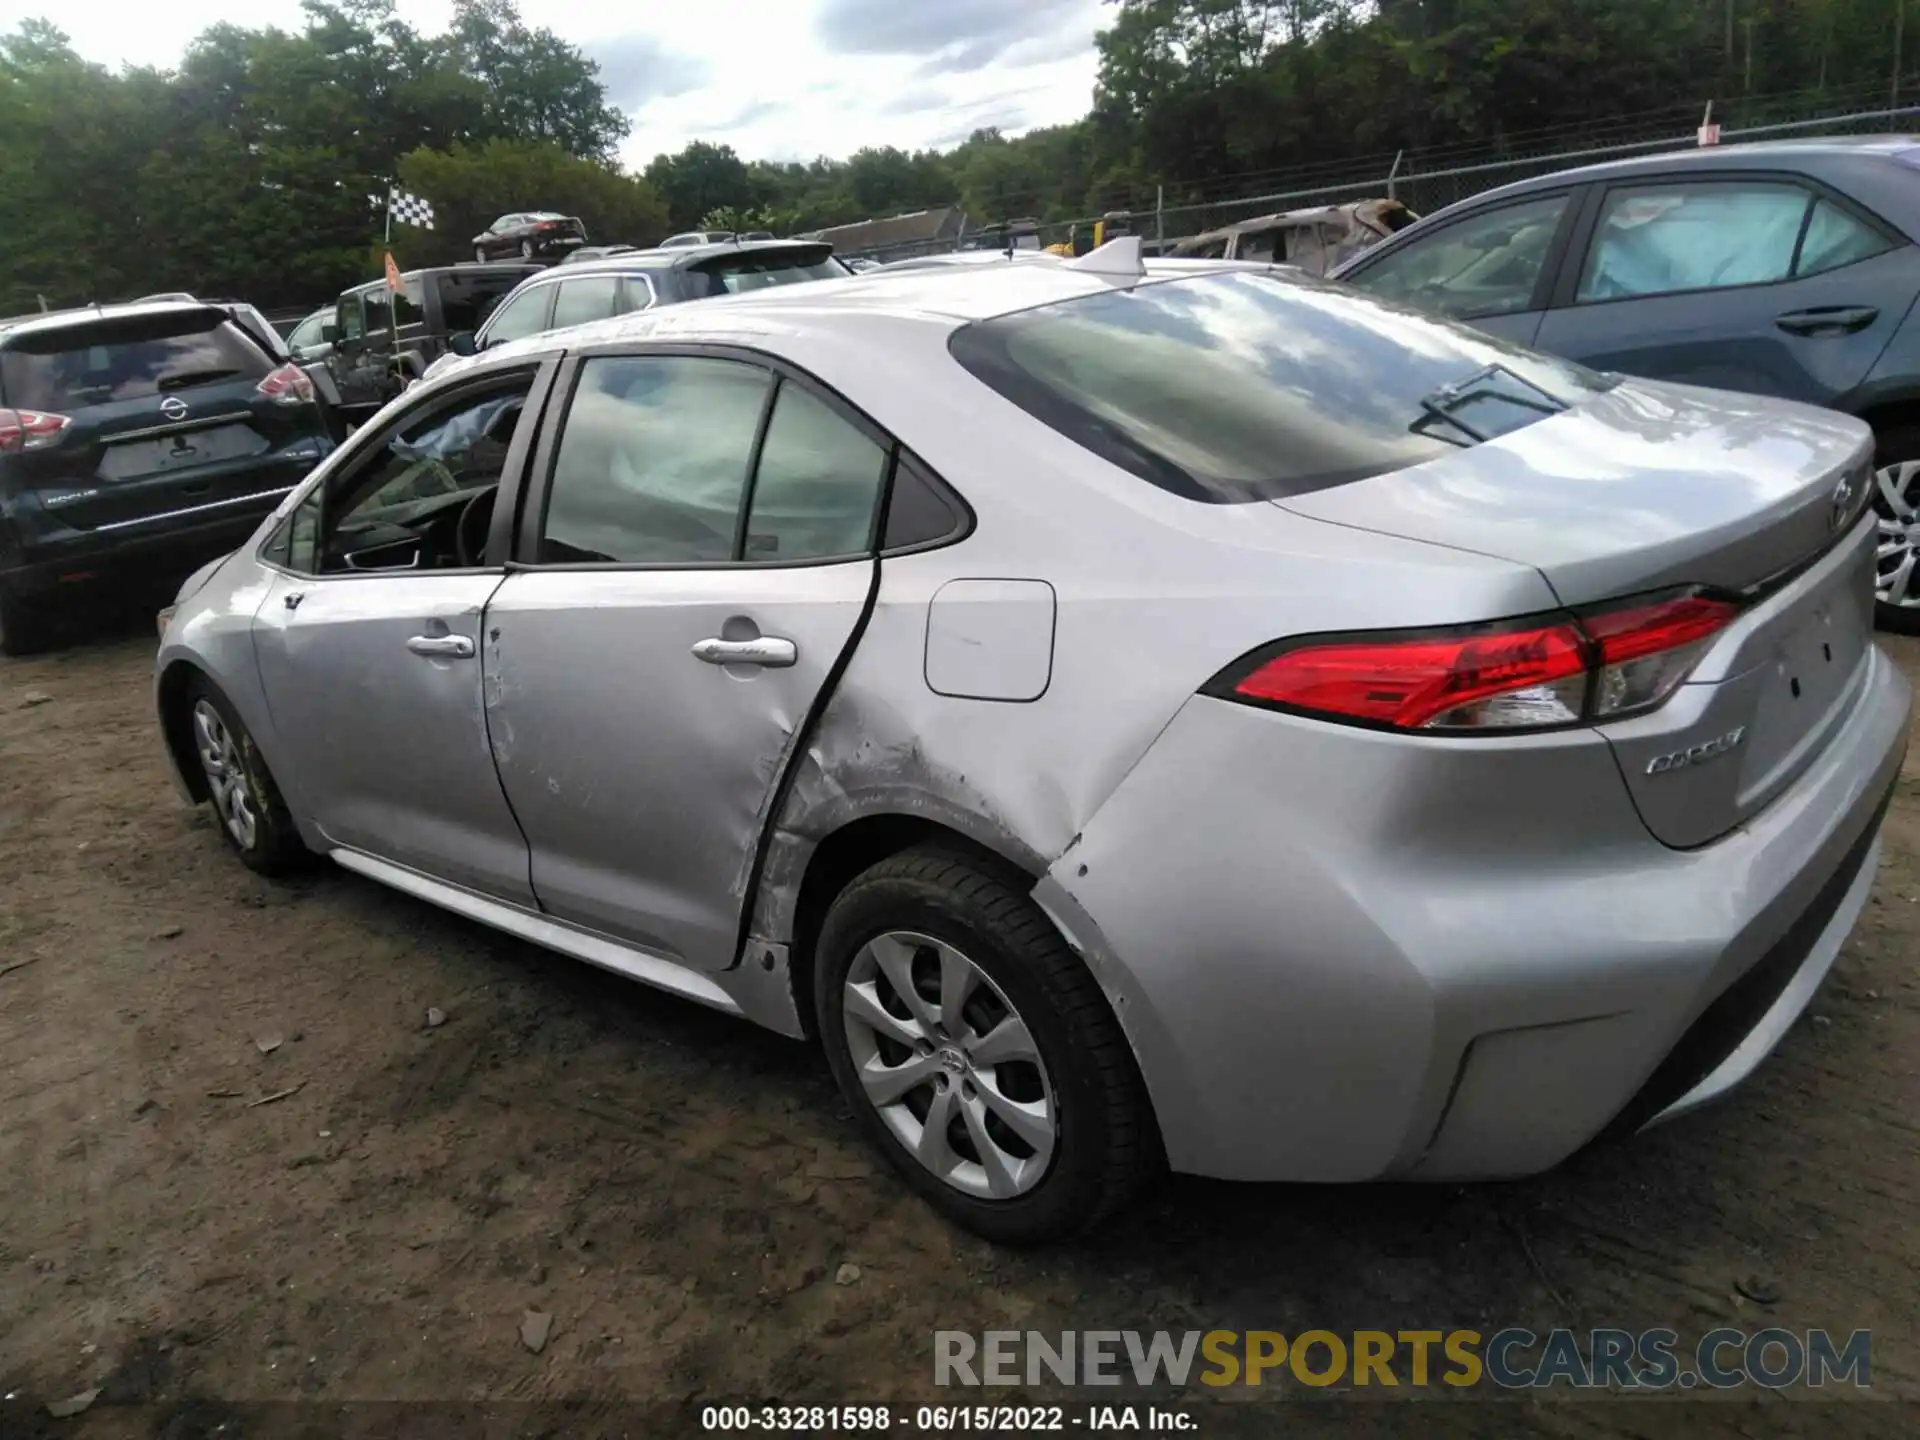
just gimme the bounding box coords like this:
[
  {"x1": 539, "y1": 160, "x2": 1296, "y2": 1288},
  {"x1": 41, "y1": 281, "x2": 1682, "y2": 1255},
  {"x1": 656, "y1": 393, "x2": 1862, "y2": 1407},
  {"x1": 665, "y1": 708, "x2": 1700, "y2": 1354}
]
[{"x1": 0, "y1": 0, "x2": 1110, "y2": 168}]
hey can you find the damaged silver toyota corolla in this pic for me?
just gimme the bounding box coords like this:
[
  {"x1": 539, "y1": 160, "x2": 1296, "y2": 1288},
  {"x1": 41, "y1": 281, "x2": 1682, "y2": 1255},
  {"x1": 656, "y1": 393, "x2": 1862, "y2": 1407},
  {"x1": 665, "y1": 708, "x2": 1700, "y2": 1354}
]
[{"x1": 154, "y1": 240, "x2": 1910, "y2": 1244}]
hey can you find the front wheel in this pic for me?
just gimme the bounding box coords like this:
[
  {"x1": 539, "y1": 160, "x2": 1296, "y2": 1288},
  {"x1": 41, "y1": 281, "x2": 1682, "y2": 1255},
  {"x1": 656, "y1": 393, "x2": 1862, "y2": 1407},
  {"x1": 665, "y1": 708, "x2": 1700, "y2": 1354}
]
[
  {"x1": 814, "y1": 844, "x2": 1154, "y2": 1244},
  {"x1": 474, "y1": 247, "x2": 488, "y2": 263},
  {"x1": 519, "y1": 239, "x2": 534, "y2": 259},
  {"x1": 183, "y1": 677, "x2": 308, "y2": 875}
]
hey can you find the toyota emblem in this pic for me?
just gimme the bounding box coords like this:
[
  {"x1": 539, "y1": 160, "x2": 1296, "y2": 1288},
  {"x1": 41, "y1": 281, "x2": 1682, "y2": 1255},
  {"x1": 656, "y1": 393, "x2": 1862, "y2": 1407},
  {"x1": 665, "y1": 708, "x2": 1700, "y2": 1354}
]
[
  {"x1": 1830, "y1": 469, "x2": 1864, "y2": 533},
  {"x1": 160, "y1": 396, "x2": 189, "y2": 421}
]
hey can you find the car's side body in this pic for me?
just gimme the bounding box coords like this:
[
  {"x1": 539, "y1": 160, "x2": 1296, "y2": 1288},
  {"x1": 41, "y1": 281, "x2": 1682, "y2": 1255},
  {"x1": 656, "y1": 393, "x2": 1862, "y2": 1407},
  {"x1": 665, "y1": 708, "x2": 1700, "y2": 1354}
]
[
  {"x1": 154, "y1": 262, "x2": 1908, "y2": 1198},
  {"x1": 472, "y1": 212, "x2": 588, "y2": 261},
  {"x1": 1334, "y1": 138, "x2": 1920, "y2": 418}
]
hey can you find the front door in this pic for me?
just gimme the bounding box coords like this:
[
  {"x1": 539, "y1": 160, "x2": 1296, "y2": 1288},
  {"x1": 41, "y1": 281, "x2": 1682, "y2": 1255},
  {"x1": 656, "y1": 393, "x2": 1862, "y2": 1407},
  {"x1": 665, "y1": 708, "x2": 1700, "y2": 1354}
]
[
  {"x1": 250, "y1": 364, "x2": 553, "y2": 903},
  {"x1": 1532, "y1": 175, "x2": 1920, "y2": 403},
  {"x1": 484, "y1": 350, "x2": 894, "y2": 970}
]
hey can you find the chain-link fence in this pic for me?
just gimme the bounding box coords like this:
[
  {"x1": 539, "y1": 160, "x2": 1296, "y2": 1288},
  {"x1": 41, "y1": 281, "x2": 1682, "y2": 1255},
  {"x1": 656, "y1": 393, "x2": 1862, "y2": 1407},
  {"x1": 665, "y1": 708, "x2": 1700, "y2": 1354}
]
[{"x1": 835, "y1": 96, "x2": 1920, "y2": 264}]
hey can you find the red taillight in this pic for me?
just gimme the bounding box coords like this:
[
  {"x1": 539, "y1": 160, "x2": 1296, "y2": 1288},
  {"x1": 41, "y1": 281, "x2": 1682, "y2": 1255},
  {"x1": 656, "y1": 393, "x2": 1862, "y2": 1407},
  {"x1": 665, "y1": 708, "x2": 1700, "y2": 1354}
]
[
  {"x1": 256, "y1": 362, "x2": 315, "y2": 406},
  {"x1": 0, "y1": 406, "x2": 71, "y2": 453},
  {"x1": 1212, "y1": 590, "x2": 1740, "y2": 734}
]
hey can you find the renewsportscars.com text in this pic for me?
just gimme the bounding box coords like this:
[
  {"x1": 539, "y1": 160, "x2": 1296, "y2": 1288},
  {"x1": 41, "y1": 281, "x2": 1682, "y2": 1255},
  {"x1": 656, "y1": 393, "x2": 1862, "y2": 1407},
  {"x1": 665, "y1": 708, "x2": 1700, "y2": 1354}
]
[{"x1": 934, "y1": 1328, "x2": 1871, "y2": 1391}]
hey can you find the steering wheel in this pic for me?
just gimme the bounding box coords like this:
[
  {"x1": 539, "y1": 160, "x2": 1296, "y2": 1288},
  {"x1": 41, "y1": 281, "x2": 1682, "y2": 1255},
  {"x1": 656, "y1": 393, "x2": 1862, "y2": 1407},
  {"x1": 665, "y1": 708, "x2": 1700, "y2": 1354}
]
[{"x1": 455, "y1": 488, "x2": 496, "y2": 568}]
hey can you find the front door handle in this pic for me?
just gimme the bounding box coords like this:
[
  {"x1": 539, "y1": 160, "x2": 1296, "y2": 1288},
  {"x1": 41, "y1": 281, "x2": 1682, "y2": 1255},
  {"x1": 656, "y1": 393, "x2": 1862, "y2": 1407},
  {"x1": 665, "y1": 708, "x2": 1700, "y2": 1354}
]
[
  {"x1": 407, "y1": 634, "x2": 476, "y2": 659},
  {"x1": 1775, "y1": 305, "x2": 1879, "y2": 337},
  {"x1": 691, "y1": 636, "x2": 798, "y2": 668}
]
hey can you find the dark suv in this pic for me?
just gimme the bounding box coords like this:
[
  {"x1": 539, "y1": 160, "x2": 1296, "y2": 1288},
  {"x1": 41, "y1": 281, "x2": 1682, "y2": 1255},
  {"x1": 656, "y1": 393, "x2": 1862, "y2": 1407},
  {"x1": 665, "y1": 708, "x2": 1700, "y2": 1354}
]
[
  {"x1": 0, "y1": 301, "x2": 333, "y2": 653},
  {"x1": 322, "y1": 263, "x2": 540, "y2": 426}
]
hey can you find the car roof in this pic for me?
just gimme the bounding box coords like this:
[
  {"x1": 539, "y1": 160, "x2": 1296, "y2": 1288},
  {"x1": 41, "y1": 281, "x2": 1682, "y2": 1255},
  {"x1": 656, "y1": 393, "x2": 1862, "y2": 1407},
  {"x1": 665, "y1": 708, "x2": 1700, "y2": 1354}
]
[
  {"x1": 0, "y1": 299, "x2": 233, "y2": 347},
  {"x1": 472, "y1": 255, "x2": 1264, "y2": 374},
  {"x1": 526, "y1": 238, "x2": 835, "y2": 279},
  {"x1": 1435, "y1": 133, "x2": 1920, "y2": 210}
]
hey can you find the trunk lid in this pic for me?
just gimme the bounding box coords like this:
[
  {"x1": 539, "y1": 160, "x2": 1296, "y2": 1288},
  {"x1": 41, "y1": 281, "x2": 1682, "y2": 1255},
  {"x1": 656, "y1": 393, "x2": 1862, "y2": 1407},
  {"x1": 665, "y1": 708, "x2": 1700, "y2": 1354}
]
[
  {"x1": 1277, "y1": 378, "x2": 1878, "y2": 847},
  {"x1": 1275, "y1": 378, "x2": 1874, "y2": 605}
]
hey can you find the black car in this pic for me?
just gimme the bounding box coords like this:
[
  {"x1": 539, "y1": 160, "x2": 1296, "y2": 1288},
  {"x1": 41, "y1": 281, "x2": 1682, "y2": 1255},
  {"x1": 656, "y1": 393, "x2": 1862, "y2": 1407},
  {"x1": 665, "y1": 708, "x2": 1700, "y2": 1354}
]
[
  {"x1": 321, "y1": 262, "x2": 540, "y2": 426},
  {"x1": 0, "y1": 301, "x2": 333, "y2": 653},
  {"x1": 471, "y1": 212, "x2": 587, "y2": 262},
  {"x1": 445, "y1": 240, "x2": 853, "y2": 359}
]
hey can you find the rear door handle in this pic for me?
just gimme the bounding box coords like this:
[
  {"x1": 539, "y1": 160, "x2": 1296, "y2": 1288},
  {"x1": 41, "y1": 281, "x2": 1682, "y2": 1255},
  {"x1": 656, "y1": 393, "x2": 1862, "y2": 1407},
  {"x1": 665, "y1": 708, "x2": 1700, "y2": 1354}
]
[
  {"x1": 691, "y1": 636, "x2": 798, "y2": 668},
  {"x1": 1775, "y1": 305, "x2": 1879, "y2": 336},
  {"x1": 407, "y1": 634, "x2": 476, "y2": 659}
]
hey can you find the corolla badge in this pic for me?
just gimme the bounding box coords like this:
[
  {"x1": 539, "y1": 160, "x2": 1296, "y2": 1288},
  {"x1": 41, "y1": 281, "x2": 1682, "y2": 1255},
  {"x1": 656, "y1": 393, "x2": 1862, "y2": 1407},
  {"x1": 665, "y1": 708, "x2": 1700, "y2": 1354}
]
[
  {"x1": 1646, "y1": 727, "x2": 1747, "y2": 775},
  {"x1": 1830, "y1": 468, "x2": 1866, "y2": 533},
  {"x1": 160, "y1": 396, "x2": 189, "y2": 421}
]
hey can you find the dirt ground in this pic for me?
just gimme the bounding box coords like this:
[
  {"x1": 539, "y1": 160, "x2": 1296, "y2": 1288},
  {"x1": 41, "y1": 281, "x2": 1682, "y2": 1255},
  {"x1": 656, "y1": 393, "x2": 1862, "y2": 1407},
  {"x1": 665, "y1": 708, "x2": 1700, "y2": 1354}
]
[{"x1": 2, "y1": 620, "x2": 1918, "y2": 1439}]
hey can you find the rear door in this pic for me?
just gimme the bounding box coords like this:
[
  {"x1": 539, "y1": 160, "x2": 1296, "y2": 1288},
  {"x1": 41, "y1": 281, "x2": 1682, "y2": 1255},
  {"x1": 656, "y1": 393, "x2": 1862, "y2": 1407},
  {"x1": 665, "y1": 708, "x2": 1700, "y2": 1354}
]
[
  {"x1": 0, "y1": 307, "x2": 323, "y2": 533},
  {"x1": 1337, "y1": 188, "x2": 1585, "y2": 347},
  {"x1": 483, "y1": 347, "x2": 893, "y2": 971},
  {"x1": 1531, "y1": 173, "x2": 1920, "y2": 402}
]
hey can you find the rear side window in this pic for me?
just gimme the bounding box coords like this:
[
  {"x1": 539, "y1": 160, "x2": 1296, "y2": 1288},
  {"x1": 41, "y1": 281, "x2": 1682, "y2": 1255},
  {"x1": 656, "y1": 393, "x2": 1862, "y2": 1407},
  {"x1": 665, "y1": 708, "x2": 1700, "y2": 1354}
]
[
  {"x1": 551, "y1": 276, "x2": 622, "y2": 329},
  {"x1": 690, "y1": 253, "x2": 845, "y2": 296},
  {"x1": 0, "y1": 313, "x2": 269, "y2": 412},
  {"x1": 948, "y1": 270, "x2": 1611, "y2": 503},
  {"x1": 541, "y1": 356, "x2": 771, "y2": 563},
  {"x1": 1578, "y1": 182, "x2": 1807, "y2": 300},
  {"x1": 742, "y1": 383, "x2": 888, "y2": 560}
]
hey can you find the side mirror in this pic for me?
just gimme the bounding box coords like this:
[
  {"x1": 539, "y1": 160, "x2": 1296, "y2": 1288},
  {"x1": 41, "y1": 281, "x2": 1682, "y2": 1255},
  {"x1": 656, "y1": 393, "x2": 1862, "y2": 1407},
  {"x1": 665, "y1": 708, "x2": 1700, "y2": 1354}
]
[
  {"x1": 321, "y1": 323, "x2": 339, "y2": 344},
  {"x1": 449, "y1": 331, "x2": 477, "y2": 357}
]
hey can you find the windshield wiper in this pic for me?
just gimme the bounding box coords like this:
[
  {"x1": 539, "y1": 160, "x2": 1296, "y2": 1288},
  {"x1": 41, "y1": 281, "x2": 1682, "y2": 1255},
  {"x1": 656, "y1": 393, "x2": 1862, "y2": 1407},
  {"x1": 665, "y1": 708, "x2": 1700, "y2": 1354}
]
[
  {"x1": 1414, "y1": 363, "x2": 1567, "y2": 445},
  {"x1": 157, "y1": 367, "x2": 241, "y2": 391}
]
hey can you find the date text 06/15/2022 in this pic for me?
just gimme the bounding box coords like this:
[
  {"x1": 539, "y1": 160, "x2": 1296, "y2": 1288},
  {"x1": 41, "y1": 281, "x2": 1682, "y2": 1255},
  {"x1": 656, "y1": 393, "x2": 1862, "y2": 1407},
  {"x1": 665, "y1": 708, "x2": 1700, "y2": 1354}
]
[{"x1": 700, "y1": 1405, "x2": 1192, "y2": 1431}]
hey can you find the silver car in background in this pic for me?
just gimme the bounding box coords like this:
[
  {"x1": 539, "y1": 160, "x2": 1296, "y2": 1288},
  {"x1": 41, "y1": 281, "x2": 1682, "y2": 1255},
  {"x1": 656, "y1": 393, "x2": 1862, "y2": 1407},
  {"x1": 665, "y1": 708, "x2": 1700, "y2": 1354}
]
[{"x1": 153, "y1": 243, "x2": 1909, "y2": 1243}]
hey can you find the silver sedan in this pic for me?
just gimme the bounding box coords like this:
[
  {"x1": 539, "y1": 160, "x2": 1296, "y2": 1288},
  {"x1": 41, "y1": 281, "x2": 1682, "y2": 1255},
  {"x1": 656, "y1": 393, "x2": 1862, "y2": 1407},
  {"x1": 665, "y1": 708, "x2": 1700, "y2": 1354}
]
[{"x1": 153, "y1": 243, "x2": 1910, "y2": 1243}]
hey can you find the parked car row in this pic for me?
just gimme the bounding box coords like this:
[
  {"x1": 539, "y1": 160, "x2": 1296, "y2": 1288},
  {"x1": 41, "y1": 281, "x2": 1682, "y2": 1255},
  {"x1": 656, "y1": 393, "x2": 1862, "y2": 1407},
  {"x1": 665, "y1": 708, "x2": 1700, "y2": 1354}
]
[{"x1": 154, "y1": 212, "x2": 1909, "y2": 1242}]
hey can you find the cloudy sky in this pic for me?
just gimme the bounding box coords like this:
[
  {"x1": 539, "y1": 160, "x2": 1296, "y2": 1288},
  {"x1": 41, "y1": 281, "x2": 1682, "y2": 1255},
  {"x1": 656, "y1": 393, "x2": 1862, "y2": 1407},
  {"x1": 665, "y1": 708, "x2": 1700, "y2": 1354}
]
[{"x1": 0, "y1": 0, "x2": 1112, "y2": 168}]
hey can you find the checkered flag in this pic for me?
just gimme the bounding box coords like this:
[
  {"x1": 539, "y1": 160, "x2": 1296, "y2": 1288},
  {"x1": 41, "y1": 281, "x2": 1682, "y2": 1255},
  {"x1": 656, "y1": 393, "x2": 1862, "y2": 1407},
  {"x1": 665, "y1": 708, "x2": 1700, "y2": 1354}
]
[{"x1": 388, "y1": 187, "x2": 435, "y2": 230}]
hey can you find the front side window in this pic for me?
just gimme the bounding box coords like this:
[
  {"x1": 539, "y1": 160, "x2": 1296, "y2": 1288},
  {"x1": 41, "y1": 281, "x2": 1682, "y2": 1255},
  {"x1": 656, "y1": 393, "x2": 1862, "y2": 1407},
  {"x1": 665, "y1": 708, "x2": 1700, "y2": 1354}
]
[
  {"x1": 481, "y1": 287, "x2": 553, "y2": 347},
  {"x1": 551, "y1": 276, "x2": 622, "y2": 330},
  {"x1": 302, "y1": 377, "x2": 535, "y2": 573},
  {"x1": 1350, "y1": 193, "x2": 1570, "y2": 319},
  {"x1": 950, "y1": 269, "x2": 1612, "y2": 503},
  {"x1": 288, "y1": 312, "x2": 329, "y2": 352},
  {"x1": 1573, "y1": 181, "x2": 1875, "y2": 301},
  {"x1": 540, "y1": 356, "x2": 770, "y2": 564}
]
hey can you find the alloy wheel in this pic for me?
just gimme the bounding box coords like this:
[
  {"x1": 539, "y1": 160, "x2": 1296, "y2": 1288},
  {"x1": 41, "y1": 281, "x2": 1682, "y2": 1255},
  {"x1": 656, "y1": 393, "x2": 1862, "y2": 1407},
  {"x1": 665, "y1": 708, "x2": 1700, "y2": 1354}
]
[
  {"x1": 840, "y1": 930, "x2": 1057, "y2": 1200},
  {"x1": 1875, "y1": 459, "x2": 1920, "y2": 609},
  {"x1": 192, "y1": 699, "x2": 258, "y2": 850}
]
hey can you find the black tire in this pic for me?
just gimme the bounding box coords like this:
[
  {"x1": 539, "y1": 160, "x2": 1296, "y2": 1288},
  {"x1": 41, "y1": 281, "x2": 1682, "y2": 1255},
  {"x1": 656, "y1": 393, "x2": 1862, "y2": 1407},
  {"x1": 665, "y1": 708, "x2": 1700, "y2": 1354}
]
[
  {"x1": 474, "y1": 247, "x2": 488, "y2": 263},
  {"x1": 519, "y1": 239, "x2": 534, "y2": 259},
  {"x1": 1871, "y1": 423, "x2": 1920, "y2": 635},
  {"x1": 814, "y1": 843, "x2": 1155, "y2": 1244},
  {"x1": 0, "y1": 587, "x2": 51, "y2": 657},
  {"x1": 181, "y1": 675, "x2": 308, "y2": 875}
]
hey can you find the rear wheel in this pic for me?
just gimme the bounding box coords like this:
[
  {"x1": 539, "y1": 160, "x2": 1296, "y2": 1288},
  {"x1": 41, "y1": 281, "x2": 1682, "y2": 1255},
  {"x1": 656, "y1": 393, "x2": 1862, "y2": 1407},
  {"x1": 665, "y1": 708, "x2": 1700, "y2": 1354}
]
[
  {"x1": 0, "y1": 588, "x2": 50, "y2": 657},
  {"x1": 184, "y1": 676, "x2": 307, "y2": 875},
  {"x1": 814, "y1": 844, "x2": 1154, "y2": 1244},
  {"x1": 1872, "y1": 425, "x2": 1920, "y2": 634}
]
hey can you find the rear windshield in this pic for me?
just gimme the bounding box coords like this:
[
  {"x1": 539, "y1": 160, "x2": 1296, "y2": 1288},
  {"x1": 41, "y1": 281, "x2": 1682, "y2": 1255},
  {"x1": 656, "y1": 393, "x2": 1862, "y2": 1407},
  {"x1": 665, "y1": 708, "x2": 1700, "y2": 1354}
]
[
  {"x1": 947, "y1": 270, "x2": 1613, "y2": 503},
  {"x1": 0, "y1": 312, "x2": 270, "y2": 412},
  {"x1": 689, "y1": 251, "x2": 846, "y2": 296}
]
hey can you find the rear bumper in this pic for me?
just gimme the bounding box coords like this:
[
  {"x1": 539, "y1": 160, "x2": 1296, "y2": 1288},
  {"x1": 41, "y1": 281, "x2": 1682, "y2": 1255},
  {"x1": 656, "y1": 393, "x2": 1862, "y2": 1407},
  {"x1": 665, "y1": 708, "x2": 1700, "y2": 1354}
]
[
  {"x1": 1034, "y1": 644, "x2": 1910, "y2": 1183},
  {"x1": 1, "y1": 486, "x2": 291, "y2": 603}
]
